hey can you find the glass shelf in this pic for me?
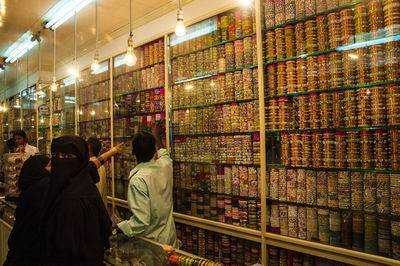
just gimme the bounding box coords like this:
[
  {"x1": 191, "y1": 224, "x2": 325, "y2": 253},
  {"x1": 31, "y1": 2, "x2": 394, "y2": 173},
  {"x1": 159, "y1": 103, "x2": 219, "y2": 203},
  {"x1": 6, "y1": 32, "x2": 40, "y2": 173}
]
[
  {"x1": 267, "y1": 164, "x2": 400, "y2": 174},
  {"x1": 173, "y1": 131, "x2": 259, "y2": 137},
  {"x1": 173, "y1": 64, "x2": 258, "y2": 85},
  {"x1": 113, "y1": 61, "x2": 165, "y2": 80},
  {"x1": 266, "y1": 125, "x2": 400, "y2": 133},
  {"x1": 265, "y1": 79, "x2": 400, "y2": 99},
  {"x1": 265, "y1": 198, "x2": 400, "y2": 219},
  {"x1": 264, "y1": 34, "x2": 400, "y2": 66},
  {"x1": 171, "y1": 32, "x2": 256, "y2": 60},
  {"x1": 114, "y1": 86, "x2": 165, "y2": 99},
  {"x1": 78, "y1": 78, "x2": 110, "y2": 90},
  {"x1": 175, "y1": 161, "x2": 260, "y2": 167},
  {"x1": 79, "y1": 97, "x2": 110, "y2": 106},
  {"x1": 115, "y1": 110, "x2": 164, "y2": 118},
  {"x1": 79, "y1": 118, "x2": 110, "y2": 123},
  {"x1": 172, "y1": 97, "x2": 259, "y2": 111},
  {"x1": 264, "y1": 0, "x2": 364, "y2": 32},
  {"x1": 177, "y1": 188, "x2": 260, "y2": 200}
]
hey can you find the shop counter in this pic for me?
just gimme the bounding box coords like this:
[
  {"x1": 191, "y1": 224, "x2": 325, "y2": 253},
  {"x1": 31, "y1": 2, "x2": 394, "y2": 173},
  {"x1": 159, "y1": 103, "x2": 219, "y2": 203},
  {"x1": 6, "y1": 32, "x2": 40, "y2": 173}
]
[{"x1": 0, "y1": 198, "x2": 219, "y2": 266}]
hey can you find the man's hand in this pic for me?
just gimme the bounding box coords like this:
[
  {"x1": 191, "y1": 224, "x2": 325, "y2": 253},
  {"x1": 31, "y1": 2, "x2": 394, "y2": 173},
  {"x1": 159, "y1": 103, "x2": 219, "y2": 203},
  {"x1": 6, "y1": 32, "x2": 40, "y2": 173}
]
[
  {"x1": 152, "y1": 119, "x2": 165, "y2": 150},
  {"x1": 108, "y1": 142, "x2": 124, "y2": 156}
]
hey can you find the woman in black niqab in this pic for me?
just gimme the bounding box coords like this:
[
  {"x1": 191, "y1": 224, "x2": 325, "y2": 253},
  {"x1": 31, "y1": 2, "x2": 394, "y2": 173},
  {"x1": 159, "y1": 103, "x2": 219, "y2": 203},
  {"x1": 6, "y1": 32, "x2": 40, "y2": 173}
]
[
  {"x1": 4, "y1": 155, "x2": 50, "y2": 266},
  {"x1": 41, "y1": 135, "x2": 111, "y2": 265}
]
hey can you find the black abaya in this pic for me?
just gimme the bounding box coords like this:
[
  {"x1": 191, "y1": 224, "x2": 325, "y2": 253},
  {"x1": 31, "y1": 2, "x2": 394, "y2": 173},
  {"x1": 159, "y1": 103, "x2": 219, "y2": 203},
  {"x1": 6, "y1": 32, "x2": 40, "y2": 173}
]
[
  {"x1": 41, "y1": 135, "x2": 112, "y2": 265},
  {"x1": 4, "y1": 155, "x2": 50, "y2": 266}
]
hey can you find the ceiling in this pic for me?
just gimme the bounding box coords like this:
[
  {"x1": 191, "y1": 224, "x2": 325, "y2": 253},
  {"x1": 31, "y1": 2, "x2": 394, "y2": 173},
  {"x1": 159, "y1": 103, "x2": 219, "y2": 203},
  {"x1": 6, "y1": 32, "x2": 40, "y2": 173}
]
[{"x1": 0, "y1": 0, "x2": 192, "y2": 90}]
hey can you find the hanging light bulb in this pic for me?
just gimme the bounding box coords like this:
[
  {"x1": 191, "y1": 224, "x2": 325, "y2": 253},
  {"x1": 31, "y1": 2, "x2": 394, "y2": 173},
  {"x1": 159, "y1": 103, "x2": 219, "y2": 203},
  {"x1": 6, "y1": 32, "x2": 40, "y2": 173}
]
[
  {"x1": 36, "y1": 80, "x2": 44, "y2": 95},
  {"x1": 124, "y1": 34, "x2": 137, "y2": 67},
  {"x1": 40, "y1": 117, "x2": 44, "y2": 123},
  {"x1": 51, "y1": 29, "x2": 58, "y2": 92},
  {"x1": 91, "y1": 0, "x2": 100, "y2": 71},
  {"x1": 68, "y1": 59, "x2": 80, "y2": 78},
  {"x1": 51, "y1": 76, "x2": 58, "y2": 92},
  {"x1": 91, "y1": 50, "x2": 100, "y2": 71},
  {"x1": 14, "y1": 98, "x2": 21, "y2": 108},
  {"x1": 175, "y1": 0, "x2": 186, "y2": 37},
  {"x1": 3, "y1": 103, "x2": 7, "y2": 112},
  {"x1": 124, "y1": 0, "x2": 137, "y2": 67}
]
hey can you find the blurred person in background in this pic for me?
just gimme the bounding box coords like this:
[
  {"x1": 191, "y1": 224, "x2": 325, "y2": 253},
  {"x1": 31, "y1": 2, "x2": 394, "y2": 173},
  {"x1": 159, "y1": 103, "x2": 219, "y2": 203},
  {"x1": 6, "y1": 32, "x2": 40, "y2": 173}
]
[
  {"x1": 13, "y1": 130, "x2": 38, "y2": 154},
  {"x1": 4, "y1": 155, "x2": 51, "y2": 266},
  {"x1": 117, "y1": 120, "x2": 178, "y2": 248},
  {"x1": 87, "y1": 137, "x2": 107, "y2": 207}
]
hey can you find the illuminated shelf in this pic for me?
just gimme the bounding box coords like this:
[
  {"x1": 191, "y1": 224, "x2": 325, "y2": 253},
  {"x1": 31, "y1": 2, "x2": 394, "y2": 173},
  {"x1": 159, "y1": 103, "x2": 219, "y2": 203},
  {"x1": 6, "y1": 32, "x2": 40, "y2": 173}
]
[
  {"x1": 79, "y1": 118, "x2": 110, "y2": 123},
  {"x1": 114, "y1": 86, "x2": 165, "y2": 99},
  {"x1": 175, "y1": 188, "x2": 260, "y2": 200},
  {"x1": 264, "y1": 34, "x2": 400, "y2": 66},
  {"x1": 172, "y1": 97, "x2": 258, "y2": 111},
  {"x1": 173, "y1": 131, "x2": 259, "y2": 137},
  {"x1": 174, "y1": 161, "x2": 260, "y2": 167},
  {"x1": 79, "y1": 97, "x2": 110, "y2": 106},
  {"x1": 114, "y1": 110, "x2": 164, "y2": 118},
  {"x1": 78, "y1": 78, "x2": 110, "y2": 90},
  {"x1": 113, "y1": 61, "x2": 165, "y2": 79},
  {"x1": 263, "y1": 0, "x2": 364, "y2": 32},
  {"x1": 52, "y1": 123, "x2": 75, "y2": 128},
  {"x1": 266, "y1": 125, "x2": 400, "y2": 133},
  {"x1": 173, "y1": 64, "x2": 258, "y2": 85},
  {"x1": 171, "y1": 32, "x2": 256, "y2": 59},
  {"x1": 266, "y1": 164, "x2": 400, "y2": 174},
  {"x1": 266, "y1": 198, "x2": 400, "y2": 218},
  {"x1": 265, "y1": 79, "x2": 400, "y2": 99}
]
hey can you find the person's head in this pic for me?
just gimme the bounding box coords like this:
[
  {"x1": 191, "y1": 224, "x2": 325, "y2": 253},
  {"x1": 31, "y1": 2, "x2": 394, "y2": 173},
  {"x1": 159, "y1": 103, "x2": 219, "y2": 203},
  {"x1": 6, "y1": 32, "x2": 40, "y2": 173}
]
[
  {"x1": 51, "y1": 135, "x2": 90, "y2": 178},
  {"x1": 87, "y1": 137, "x2": 102, "y2": 157},
  {"x1": 131, "y1": 131, "x2": 156, "y2": 163},
  {"x1": 6, "y1": 138, "x2": 17, "y2": 153},
  {"x1": 13, "y1": 130, "x2": 28, "y2": 146},
  {"x1": 18, "y1": 155, "x2": 50, "y2": 192}
]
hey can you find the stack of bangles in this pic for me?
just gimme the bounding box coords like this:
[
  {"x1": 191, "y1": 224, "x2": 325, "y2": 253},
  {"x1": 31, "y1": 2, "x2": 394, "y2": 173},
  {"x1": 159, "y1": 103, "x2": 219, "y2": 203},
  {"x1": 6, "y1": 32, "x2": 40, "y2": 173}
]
[{"x1": 169, "y1": 254, "x2": 224, "y2": 266}]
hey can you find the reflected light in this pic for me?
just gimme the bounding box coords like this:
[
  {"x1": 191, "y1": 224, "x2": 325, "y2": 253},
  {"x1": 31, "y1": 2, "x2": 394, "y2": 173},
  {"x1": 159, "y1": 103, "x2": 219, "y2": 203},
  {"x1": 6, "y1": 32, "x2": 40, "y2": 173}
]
[
  {"x1": 185, "y1": 85, "x2": 194, "y2": 90},
  {"x1": 1, "y1": 0, "x2": 5, "y2": 15},
  {"x1": 366, "y1": 89, "x2": 371, "y2": 95},
  {"x1": 240, "y1": 0, "x2": 252, "y2": 5},
  {"x1": 90, "y1": 110, "x2": 95, "y2": 116},
  {"x1": 348, "y1": 53, "x2": 359, "y2": 59}
]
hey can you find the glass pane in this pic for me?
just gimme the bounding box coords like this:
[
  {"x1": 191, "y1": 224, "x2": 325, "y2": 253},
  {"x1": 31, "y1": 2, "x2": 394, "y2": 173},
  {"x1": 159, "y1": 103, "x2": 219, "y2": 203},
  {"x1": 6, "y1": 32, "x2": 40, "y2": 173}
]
[
  {"x1": 37, "y1": 86, "x2": 50, "y2": 155},
  {"x1": 53, "y1": 76, "x2": 76, "y2": 139},
  {"x1": 169, "y1": 6, "x2": 261, "y2": 230},
  {"x1": 112, "y1": 37, "x2": 166, "y2": 200}
]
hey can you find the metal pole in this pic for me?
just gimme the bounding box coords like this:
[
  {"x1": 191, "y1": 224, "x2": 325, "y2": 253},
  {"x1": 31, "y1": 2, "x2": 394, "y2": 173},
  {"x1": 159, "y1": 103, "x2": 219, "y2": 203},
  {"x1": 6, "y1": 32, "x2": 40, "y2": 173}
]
[
  {"x1": 164, "y1": 34, "x2": 170, "y2": 153},
  {"x1": 255, "y1": 0, "x2": 267, "y2": 264},
  {"x1": 109, "y1": 57, "x2": 116, "y2": 210}
]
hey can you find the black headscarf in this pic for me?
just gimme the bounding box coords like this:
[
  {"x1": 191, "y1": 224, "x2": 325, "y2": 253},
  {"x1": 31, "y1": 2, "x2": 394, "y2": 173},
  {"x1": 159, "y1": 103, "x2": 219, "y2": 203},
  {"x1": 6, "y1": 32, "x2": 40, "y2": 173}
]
[
  {"x1": 41, "y1": 135, "x2": 111, "y2": 265},
  {"x1": 5, "y1": 155, "x2": 50, "y2": 266}
]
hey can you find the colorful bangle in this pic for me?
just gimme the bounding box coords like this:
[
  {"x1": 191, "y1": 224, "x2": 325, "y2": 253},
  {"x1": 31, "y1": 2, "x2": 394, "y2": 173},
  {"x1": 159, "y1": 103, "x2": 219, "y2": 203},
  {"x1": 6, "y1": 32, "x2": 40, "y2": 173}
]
[{"x1": 97, "y1": 156, "x2": 105, "y2": 165}]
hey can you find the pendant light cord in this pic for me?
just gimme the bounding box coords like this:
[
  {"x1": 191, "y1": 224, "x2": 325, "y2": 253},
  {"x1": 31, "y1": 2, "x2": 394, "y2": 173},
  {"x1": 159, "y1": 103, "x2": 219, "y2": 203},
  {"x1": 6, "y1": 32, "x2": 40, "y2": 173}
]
[
  {"x1": 38, "y1": 34, "x2": 41, "y2": 81},
  {"x1": 95, "y1": 0, "x2": 98, "y2": 51},
  {"x1": 26, "y1": 53, "x2": 29, "y2": 89},
  {"x1": 53, "y1": 29, "x2": 56, "y2": 76},
  {"x1": 16, "y1": 58, "x2": 18, "y2": 92},
  {"x1": 179, "y1": 0, "x2": 182, "y2": 10},
  {"x1": 74, "y1": 10, "x2": 77, "y2": 61},
  {"x1": 129, "y1": 0, "x2": 132, "y2": 35}
]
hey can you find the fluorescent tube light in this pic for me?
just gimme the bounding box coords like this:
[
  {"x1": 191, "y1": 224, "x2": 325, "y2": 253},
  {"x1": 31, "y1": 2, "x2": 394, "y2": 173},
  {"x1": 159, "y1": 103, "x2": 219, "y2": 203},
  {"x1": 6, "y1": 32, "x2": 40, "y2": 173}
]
[
  {"x1": 4, "y1": 31, "x2": 38, "y2": 63},
  {"x1": 336, "y1": 34, "x2": 400, "y2": 51},
  {"x1": 45, "y1": 0, "x2": 93, "y2": 30}
]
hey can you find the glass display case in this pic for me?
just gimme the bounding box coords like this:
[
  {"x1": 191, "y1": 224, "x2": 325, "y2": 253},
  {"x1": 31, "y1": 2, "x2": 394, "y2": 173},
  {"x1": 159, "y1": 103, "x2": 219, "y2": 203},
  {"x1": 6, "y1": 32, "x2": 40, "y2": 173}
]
[
  {"x1": 0, "y1": 100, "x2": 10, "y2": 143},
  {"x1": 169, "y1": 7, "x2": 261, "y2": 230},
  {"x1": 77, "y1": 61, "x2": 112, "y2": 195},
  {"x1": 112, "y1": 37, "x2": 166, "y2": 200},
  {"x1": 7, "y1": 95, "x2": 22, "y2": 136},
  {"x1": 37, "y1": 86, "x2": 51, "y2": 155},
  {"x1": 53, "y1": 76, "x2": 76, "y2": 139},
  {"x1": 263, "y1": 0, "x2": 400, "y2": 260},
  {"x1": 21, "y1": 86, "x2": 37, "y2": 148}
]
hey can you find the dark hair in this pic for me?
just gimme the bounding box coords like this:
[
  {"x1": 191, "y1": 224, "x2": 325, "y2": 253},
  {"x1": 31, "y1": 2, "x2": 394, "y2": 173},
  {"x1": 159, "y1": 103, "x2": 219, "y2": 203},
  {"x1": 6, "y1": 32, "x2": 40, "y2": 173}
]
[
  {"x1": 131, "y1": 131, "x2": 156, "y2": 163},
  {"x1": 87, "y1": 137, "x2": 102, "y2": 157},
  {"x1": 6, "y1": 139, "x2": 17, "y2": 150},
  {"x1": 13, "y1": 130, "x2": 27, "y2": 139}
]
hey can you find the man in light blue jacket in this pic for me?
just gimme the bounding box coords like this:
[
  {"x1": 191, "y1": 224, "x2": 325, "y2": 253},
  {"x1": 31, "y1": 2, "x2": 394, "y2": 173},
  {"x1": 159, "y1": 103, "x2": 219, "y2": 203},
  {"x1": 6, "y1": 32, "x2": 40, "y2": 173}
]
[{"x1": 117, "y1": 123, "x2": 178, "y2": 248}]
